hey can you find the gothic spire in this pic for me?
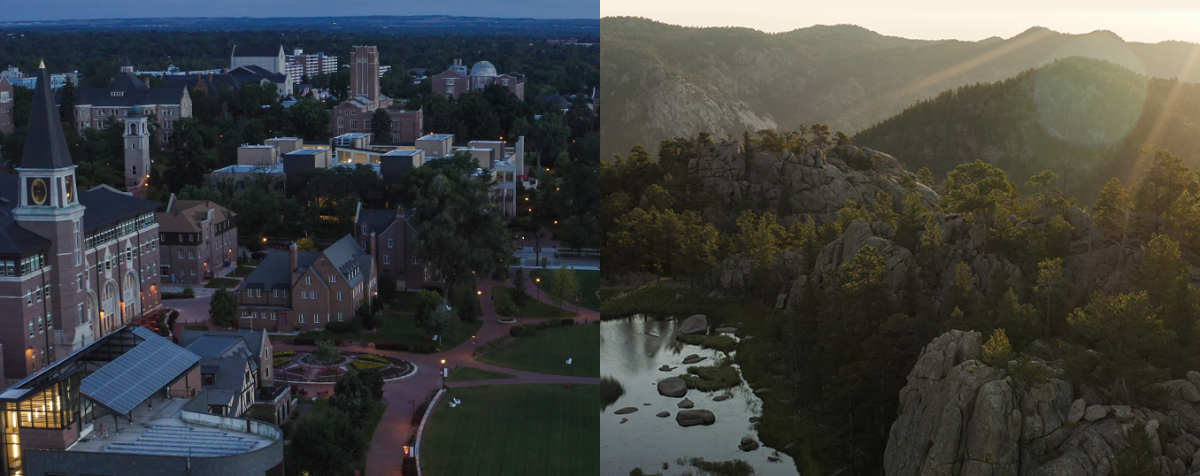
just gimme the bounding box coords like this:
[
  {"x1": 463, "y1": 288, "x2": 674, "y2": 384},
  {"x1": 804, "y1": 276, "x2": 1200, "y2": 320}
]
[{"x1": 20, "y1": 63, "x2": 74, "y2": 170}]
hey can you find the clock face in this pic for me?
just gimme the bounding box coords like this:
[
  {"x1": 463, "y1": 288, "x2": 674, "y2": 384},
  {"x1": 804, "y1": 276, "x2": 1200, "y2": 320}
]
[
  {"x1": 29, "y1": 178, "x2": 48, "y2": 206},
  {"x1": 64, "y1": 176, "x2": 75, "y2": 203}
]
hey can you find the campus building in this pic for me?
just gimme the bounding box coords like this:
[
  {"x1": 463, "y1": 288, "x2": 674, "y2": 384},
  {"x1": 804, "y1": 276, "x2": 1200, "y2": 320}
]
[
  {"x1": 0, "y1": 325, "x2": 284, "y2": 476},
  {"x1": 180, "y1": 329, "x2": 290, "y2": 423},
  {"x1": 330, "y1": 46, "x2": 424, "y2": 143},
  {"x1": 58, "y1": 60, "x2": 191, "y2": 145},
  {"x1": 230, "y1": 45, "x2": 286, "y2": 76},
  {"x1": 431, "y1": 58, "x2": 525, "y2": 100},
  {"x1": 155, "y1": 195, "x2": 238, "y2": 285},
  {"x1": 0, "y1": 77, "x2": 12, "y2": 135},
  {"x1": 352, "y1": 205, "x2": 439, "y2": 291},
  {"x1": 285, "y1": 49, "x2": 338, "y2": 84},
  {"x1": 0, "y1": 66, "x2": 164, "y2": 382},
  {"x1": 234, "y1": 235, "x2": 378, "y2": 332}
]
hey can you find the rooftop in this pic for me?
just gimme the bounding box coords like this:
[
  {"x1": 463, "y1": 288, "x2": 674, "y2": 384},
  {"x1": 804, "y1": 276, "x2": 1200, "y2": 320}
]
[
  {"x1": 284, "y1": 148, "x2": 327, "y2": 156},
  {"x1": 418, "y1": 133, "x2": 454, "y2": 141},
  {"x1": 334, "y1": 133, "x2": 372, "y2": 140},
  {"x1": 212, "y1": 164, "x2": 284, "y2": 174},
  {"x1": 383, "y1": 149, "x2": 422, "y2": 156},
  {"x1": 66, "y1": 394, "x2": 274, "y2": 457}
]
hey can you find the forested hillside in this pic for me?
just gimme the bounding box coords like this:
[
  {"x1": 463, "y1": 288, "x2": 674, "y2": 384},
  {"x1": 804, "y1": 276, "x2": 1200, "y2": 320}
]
[
  {"x1": 603, "y1": 130, "x2": 1200, "y2": 474},
  {"x1": 601, "y1": 16, "x2": 1200, "y2": 162},
  {"x1": 854, "y1": 57, "x2": 1200, "y2": 201}
]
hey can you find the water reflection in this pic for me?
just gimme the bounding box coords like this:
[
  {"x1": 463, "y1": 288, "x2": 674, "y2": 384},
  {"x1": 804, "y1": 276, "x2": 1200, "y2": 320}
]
[{"x1": 601, "y1": 315, "x2": 799, "y2": 476}]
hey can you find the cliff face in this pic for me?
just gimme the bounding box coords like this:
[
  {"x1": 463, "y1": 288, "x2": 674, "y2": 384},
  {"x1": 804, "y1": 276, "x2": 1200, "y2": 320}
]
[{"x1": 885, "y1": 330, "x2": 1200, "y2": 476}]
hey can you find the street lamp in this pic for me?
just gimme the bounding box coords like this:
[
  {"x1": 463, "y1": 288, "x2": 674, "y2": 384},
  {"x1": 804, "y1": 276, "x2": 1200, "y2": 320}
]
[
  {"x1": 440, "y1": 359, "x2": 447, "y2": 388},
  {"x1": 535, "y1": 277, "x2": 541, "y2": 301},
  {"x1": 472, "y1": 335, "x2": 477, "y2": 353}
]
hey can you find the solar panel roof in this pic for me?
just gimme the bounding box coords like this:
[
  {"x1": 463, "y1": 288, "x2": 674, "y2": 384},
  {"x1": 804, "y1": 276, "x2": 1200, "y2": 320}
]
[{"x1": 80, "y1": 327, "x2": 201, "y2": 416}]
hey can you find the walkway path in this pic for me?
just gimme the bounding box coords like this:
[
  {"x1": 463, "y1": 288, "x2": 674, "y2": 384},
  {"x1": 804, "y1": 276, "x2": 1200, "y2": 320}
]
[{"x1": 269, "y1": 267, "x2": 599, "y2": 476}]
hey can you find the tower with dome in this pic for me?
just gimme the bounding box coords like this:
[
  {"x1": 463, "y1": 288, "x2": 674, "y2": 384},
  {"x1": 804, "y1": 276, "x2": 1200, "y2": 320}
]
[{"x1": 432, "y1": 58, "x2": 525, "y2": 101}]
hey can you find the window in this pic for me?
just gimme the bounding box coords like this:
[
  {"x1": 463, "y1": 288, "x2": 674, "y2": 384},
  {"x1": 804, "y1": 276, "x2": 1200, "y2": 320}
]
[
  {"x1": 314, "y1": 314, "x2": 321, "y2": 323},
  {"x1": 188, "y1": 251, "x2": 195, "y2": 259},
  {"x1": 413, "y1": 257, "x2": 419, "y2": 265},
  {"x1": 44, "y1": 285, "x2": 50, "y2": 300},
  {"x1": 337, "y1": 291, "x2": 343, "y2": 301},
  {"x1": 329, "y1": 275, "x2": 337, "y2": 283},
  {"x1": 300, "y1": 291, "x2": 307, "y2": 299},
  {"x1": 383, "y1": 255, "x2": 390, "y2": 264},
  {"x1": 161, "y1": 265, "x2": 170, "y2": 276},
  {"x1": 299, "y1": 314, "x2": 305, "y2": 323},
  {"x1": 305, "y1": 277, "x2": 311, "y2": 285},
  {"x1": 273, "y1": 289, "x2": 279, "y2": 298},
  {"x1": 28, "y1": 320, "x2": 33, "y2": 338},
  {"x1": 178, "y1": 250, "x2": 184, "y2": 259},
  {"x1": 388, "y1": 238, "x2": 394, "y2": 248}
]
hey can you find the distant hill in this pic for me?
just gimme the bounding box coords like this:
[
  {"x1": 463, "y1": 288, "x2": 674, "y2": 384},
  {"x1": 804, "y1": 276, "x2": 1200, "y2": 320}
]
[
  {"x1": 854, "y1": 57, "x2": 1200, "y2": 201},
  {"x1": 0, "y1": 16, "x2": 599, "y2": 35},
  {"x1": 600, "y1": 16, "x2": 1200, "y2": 162}
]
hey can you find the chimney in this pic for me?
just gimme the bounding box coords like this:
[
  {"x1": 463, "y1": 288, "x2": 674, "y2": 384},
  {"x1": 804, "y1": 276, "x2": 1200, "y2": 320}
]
[
  {"x1": 289, "y1": 241, "x2": 298, "y2": 272},
  {"x1": 369, "y1": 231, "x2": 377, "y2": 258}
]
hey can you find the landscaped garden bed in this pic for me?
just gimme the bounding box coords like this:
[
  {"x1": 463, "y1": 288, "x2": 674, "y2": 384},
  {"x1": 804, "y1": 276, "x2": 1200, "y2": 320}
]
[{"x1": 273, "y1": 346, "x2": 415, "y2": 384}]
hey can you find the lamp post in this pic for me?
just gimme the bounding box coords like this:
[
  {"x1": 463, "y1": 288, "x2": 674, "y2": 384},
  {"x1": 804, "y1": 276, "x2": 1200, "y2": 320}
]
[
  {"x1": 472, "y1": 335, "x2": 477, "y2": 353},
  {"x1": 535, "y1": 277, "x2": 541, "y2": 301},
  {"x1": 440, "y1": 359, "x2": 446, "y2": 388}
]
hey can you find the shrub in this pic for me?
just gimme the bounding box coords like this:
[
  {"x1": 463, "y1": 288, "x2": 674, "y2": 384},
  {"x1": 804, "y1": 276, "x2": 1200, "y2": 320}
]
[
  {"x1": 273, "y1": 357, "x2": 293, "y2": 368},
  {"x1": 359, "y1": 354, "x2": 390, "y2": 364},
  {"x1": 182, "y1": 286, "x2": 195, "y2": 298},
  {"x1": 982, "y1": 328, "x2": 1014, "y2": 368},
  {"x1": 273, "y1": 350, "x2": 296, "y2": 357},
  {"x1": 561, "y1": 318, "x2": 575, "y2": 326},
  {"x1": 677, "y1": 334, "x2": 738, "y2": 353},
  {"x1": 316, "y1": 341, "x2": 341, "y2": 363},
  {"x1": 510, "y1": 324, "x2": 535, "y2": 337},
  {"x1": 325, "y1": 321, "x2": 357, "y2": 334},
  {"x1": 495, "y1": 299, "x2": 519, "y2": 316},
  {"x1": 352, "y1": 360, "x2": 387, "y2": 371},
  {"x1": 1008, "y1": 354, "x2": 1051, "y2": 385}
]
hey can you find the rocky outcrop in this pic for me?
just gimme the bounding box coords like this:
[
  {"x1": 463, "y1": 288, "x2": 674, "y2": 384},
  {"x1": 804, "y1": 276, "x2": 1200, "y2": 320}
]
[
  {"x1": 885, "y1": 330, "x2": 1200, "y2": 476},
  {"x1": 675, "y1": 315, "x2": 708, "y2": 337}
]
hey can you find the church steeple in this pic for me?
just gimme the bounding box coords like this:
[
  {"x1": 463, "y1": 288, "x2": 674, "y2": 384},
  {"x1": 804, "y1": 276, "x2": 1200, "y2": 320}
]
[{"x1": 20, "y1": 63, "x2": 74, "y2": 170}]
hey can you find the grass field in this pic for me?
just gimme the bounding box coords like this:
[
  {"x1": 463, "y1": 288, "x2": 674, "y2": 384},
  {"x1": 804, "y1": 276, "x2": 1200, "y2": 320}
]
[
  {"x1": 477, "y1": 323, "x2": 599, "y2": 378},
  {"x1": 445, "y1": 366, "x2": 517, "y2": 382},
  {"x1": 291, "y1": 310, "x2": 482, "y2": 350},
  {"x1": 531, "y1": 269, "x2": 600, "y2": 310},
  {"x1": 228, "y1": 266, "x2": 256, "y2": 278},
  {"x1": 492, "y1": 286, "x2": 575, "y2": 319},
  {"x1": 420, "y1": 384, "x2": 599, "y2": 476},
  {"x1": 204, "y1": 277, "x2": 241, "y2": 289}
]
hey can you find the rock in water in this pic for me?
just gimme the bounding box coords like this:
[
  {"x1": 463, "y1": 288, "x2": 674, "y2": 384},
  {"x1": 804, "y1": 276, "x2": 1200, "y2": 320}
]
[
  {"x1": 678, "y1": 398, "x2": 695, "y2": 409},
  {"x1": 658, "y1": 377, "x2": 688, "y2": 397},
  {"x1": 614, "y1": 407, "x2": 639, "y2": 415},
  {"x1": 713, "y1": 395, "x2": 731, "y2": 402},
  {"x1": 675, "y1": 315, "x2": 708, "y2": 336},
  {"x1": 619, "y1": 418, "x2": 628, "y2": 424},
  {"x1": 658, "y1": 365, "x2": 676, "y2": 372},
  {"x1": 676, "y1": 410, "x2": 716, "y2": 427},
  {"x1": 739, "y1": 436, "x2": 759, "y2": 451},
  {"x1": 656, "y1": 411, "x2": 670, "y2": 418},
  {"x1": 682, "y1": 355, "x2": 706, "y2": 365}
]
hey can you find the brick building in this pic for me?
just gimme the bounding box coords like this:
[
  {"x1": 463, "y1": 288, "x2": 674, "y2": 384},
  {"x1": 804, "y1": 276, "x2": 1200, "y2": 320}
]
[
  {"x1": 329, "y1": 46, "x2": 424, "y2": 143},
  {"x1": 431, "y1": 58, "x2": 525, "y2": 101},
  {"x1": 155, "y1": 195, "x2": 238, "y2": 284},
  {"x1": 0, "y1": 66, "x2": 164, "y2": 382},
  {"x1": 234, "y1": 235, "x2": 377, "y2": 332},
  {"x1": 352, "y1": 205, "x2": 440, "y2": 291},
  {"x1": 58, "y1": 61, "x2": 191, "y2": 145}
]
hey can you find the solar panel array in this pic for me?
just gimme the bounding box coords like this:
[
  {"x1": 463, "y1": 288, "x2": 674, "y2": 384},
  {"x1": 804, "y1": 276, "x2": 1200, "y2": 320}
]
[{"x1": 80, "y1": 329, "x2": 201, "y2": 416}]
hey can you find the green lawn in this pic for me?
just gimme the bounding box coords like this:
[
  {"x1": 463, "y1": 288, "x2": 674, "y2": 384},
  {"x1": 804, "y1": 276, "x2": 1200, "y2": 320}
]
[
  {"x1": 531, "y1": 269, "x2": 600, "y2": 310},
  {"x1": 476, "y1": 323, "x2": 599, "y2": 377},
  {"x1": 492, "y1": 286, "x2": 575, "y2": 319},
  {"x1": 420, "y1": 384, "x2": 598, "y2": 476},
  {"x1": 228, "y1": 266, "x2": 256, "y2": 278},
  {"x1": 290, "y1": 311, "x2": 482, "y2": 351},
  {"x1": 445, "y1": 366, "x2": 517, "y2": 382},
  {"x1": 205, "y1": 277, "x2": 241, "y2": 289}
]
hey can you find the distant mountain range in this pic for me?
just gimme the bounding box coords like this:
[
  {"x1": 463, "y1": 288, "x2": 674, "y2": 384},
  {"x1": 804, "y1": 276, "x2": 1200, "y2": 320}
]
[
  {"x1": 0, "y1": 16, "x2": 599, "y2": 35},
  {"x1": 600, "y1": 16, "x2": 1200, "y2": 162}
]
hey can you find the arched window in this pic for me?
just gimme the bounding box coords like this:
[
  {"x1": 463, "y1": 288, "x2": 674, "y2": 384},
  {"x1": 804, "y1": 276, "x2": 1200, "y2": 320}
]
[{"x1": 124, "y1": 273, "x2": 137, "y2": 320}]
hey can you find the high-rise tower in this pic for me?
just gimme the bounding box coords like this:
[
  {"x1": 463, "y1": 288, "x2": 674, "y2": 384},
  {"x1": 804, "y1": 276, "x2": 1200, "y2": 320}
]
[
  {"x1": 123, "y1": 106, "x2": 150, "y2": 192},
  {"x1": 349, "y1": 45, "x2": 380, "y2": 101}
]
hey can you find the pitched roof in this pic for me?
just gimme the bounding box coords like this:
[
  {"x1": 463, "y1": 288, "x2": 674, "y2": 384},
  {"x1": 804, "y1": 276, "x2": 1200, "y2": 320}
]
[
  {"x1": 77, "y1": 184, "x2": 160, "y2": 231},
  {"x1": 179, "y1": 329, "x2": 267, "y2": 358},
  {"x1": 155, "y1": 199, "x2": 235, "y2": 234},
  {"x1": 232, "y1": 45, "x2": 282, "y2": 58},
  {"x1": 66, "y1": 77, "x2": 188, "y2": 109},
  {"x1": 356, "y1": 208, "x2": 400, "y2": 235},
  {"x1": 240, "y1": 249, "x2": 318, "y2": 290},
  {"x1": 120, "y1": 57, "x2": 133, "y2": 68},
  {"x1": 20, "y1": 66, "x2": 74, "y2": 170},
  {"x1": 321, "y1": 234, "x2": 373, "y2": 287}
]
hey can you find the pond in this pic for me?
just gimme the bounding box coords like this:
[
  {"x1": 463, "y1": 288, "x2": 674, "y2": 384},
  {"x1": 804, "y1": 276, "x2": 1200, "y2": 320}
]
[{"x1": 601, "y1": 315, "x2": 799, "y2": 476}]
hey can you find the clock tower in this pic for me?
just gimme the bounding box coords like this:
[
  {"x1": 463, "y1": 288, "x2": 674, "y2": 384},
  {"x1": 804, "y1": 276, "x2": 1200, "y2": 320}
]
[
  {"x1": 12, "y1": 62, "x2": 92, "y2": 357},
  {"x1": 123, "y1": 106, "x2": 150, "y2": 192}
]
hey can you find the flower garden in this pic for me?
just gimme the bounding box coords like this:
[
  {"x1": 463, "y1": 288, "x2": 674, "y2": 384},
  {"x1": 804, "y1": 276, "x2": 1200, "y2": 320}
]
[{"x1": 273, "y1": 347, "x2": 414, "y2": 383}]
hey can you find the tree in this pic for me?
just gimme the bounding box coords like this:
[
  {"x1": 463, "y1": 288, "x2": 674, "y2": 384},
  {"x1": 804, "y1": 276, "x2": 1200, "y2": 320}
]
[
  {"x1": 285, "y1": 98, "x2": 331, "y2": 141},
  {"x1": 425, "y1": 307, "x2": 456, "y2": 339},
  {"x1": 370, "y1": 107, "x2": 392, "y2": 143},
  {"x1": 163, "y1": 118, "x2": 207, "y2": 192},
  {"x1": 735, "y1": 209, "x2": 785, "y2": 267},
  {"x1": 332, "y1": 369, "x2": 372, "y2": 426},
  {"x1": 1068, "y1": 291, "x2": 1178, "y2": 392},
  {"x1": 287, "y1": 406, "x2": 367, "y2": 476},
  {"x1": 398, "y1": 153, "x2": 513, "y2": 305},
  {"x1": 941, "y1": 160, "x2": 1019, "y2": 219},
  {"x1": 209, "y1": 288, "x2": 238, "y2": 327},
  {"x1": 58, "y1": 76, "x2": 75, "y2": 122},
  {"x1": 297, "y1": 237, "x2": 318, "y2": 251},
  {"x1": 548, "y1": 265, "x2": 580, "y2": 309},
  {"x1": 1034, "y1": 258, "x2": 1065, "y2": 338},
  {"x1": 1114, "y1": 422, "x2": 1159, "y2": 476},
  {"x1": 510, "y1": 268, "x2": 530, "y2": 317},
  {"x1": 413, "y1": 290, "x2": 443, "y2": 329}
]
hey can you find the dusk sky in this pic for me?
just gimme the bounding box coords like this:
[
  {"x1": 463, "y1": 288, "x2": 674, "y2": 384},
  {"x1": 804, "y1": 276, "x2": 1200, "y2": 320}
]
[
  {"x1": 602, "y1": 0, "x2": 1200, "y2": 44},
  {"x1": 2, "y1": 0, "x2": 599, "y2": 21}
]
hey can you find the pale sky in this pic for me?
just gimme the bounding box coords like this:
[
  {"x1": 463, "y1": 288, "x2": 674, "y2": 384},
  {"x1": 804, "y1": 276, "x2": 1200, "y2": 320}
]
[{"x1": 601, "y1": 0, "x2": 1200, "y2": 44}]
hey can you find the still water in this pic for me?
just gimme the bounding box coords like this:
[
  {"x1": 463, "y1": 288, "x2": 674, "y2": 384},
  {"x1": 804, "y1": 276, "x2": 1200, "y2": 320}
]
[{"x1": 600, "y1": 315, "x2": 799, "y2": 476}]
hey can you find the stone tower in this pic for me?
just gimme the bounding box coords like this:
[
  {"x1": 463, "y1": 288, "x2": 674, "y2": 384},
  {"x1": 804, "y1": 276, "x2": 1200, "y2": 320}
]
[
  {"x1": 350, "y1": 45, "x2": 380, "y2": 101},
  {"x1": 12, "y1": 62, "x2": 91, "y2": 364},
  {"x1": 123, "y1": 106, "x2": 150, "y2": 191}
]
